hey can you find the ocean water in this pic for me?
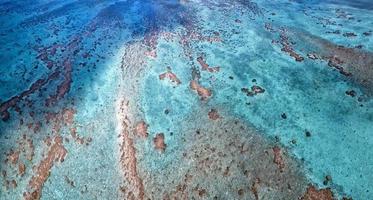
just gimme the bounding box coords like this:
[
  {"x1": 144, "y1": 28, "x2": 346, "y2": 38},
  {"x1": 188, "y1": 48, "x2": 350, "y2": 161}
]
[{"x1": 0, "y1": 0, "x2": 372, "y2": 199}]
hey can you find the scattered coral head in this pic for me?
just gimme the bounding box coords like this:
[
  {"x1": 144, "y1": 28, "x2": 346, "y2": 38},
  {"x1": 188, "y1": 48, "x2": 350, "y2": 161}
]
[
  {"x1": 279, "y1": 33, "x2": 304, "y2": 62},
  {"x1": 5, "y1": 150, "x2": 20, "y2": 165},
  {"x1": 153, "y1": 133, "x2": 166, "y2": 152},
  {"x1": 300, "y1": 185, "x2": 334, "y2": 200},
  {"x1": 18, "y1": 163, "x2": 26, "y2": 177},
  {"x1": 272, "y1": 146, "x2": 285, "y2": 172},
  {"x1": 241, "y1": 85, "x2": 265, "y2": 97},
  {"x1": 208, "y1": 109, "x2": 220, "y2": 120},
  {"x1": 197, "y1": 56, "x2": 220, "y2": 73},
  {"x1": 135, "y1": 121, "x2": 149, "y2": 138}
]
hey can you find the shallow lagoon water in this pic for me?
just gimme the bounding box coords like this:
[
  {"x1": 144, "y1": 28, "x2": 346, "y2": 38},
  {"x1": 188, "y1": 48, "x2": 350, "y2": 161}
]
[{"x1": 0, "y1": 0, "x2": 372, "y2": 199}]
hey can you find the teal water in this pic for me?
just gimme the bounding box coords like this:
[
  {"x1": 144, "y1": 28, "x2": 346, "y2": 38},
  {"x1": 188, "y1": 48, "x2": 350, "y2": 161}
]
[{"x1": 0, "y1": 0, "x2": 372, "y2": 199}]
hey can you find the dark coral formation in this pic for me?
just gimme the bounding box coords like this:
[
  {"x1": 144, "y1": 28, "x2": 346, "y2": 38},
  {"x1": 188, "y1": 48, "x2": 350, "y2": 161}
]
[
  {"x1": 326, "y1": 56, "x2": 351, "y2": 76},
  {"x1": 279, "y1": 30, "x2": 305, "y2": 62},
  {"x1": 241, "y1": 85, "x2": 265, "y2": 97},
  {"x1": 345, "y1": 90, "x2": 357, "y2": 97},
  {"x1": 153, "y1": 133, "x2": 166, "y2": 152},
  {"x1": 290, "y1": 29, "x2": 373, "y2": 94},
  {"x1": 266, "y1": 22, "x2": 373, "y2": 94},
  {"x1": 208, "y1": 109, "x2": 220, "y2": 120},
  {"x1": 45, "y1": 60, "x2": 73, "y2": 106},
  {"x1": 272, "y1": 146, "x2": 285, "y2": 172},
  {"x1": 0, "y1": 71, "x2": 60, "y2": 121},
  {"x1": 300, "y1": 185, "x2": 334, "y2": 200}
]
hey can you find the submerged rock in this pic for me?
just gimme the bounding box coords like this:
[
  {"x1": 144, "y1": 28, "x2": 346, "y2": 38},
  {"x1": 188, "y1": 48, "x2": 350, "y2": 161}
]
[{"x1": 345, "y1": 90, "x2": 356, "y2": 97}]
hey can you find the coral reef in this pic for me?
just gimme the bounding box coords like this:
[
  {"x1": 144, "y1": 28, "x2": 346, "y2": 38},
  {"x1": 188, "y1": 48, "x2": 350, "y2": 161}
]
[
  {"x1": 159, "y1": 67, "x2": 181, "y2": 85},
  {"x1": 0, "y1": 0, "x2": 372, "y2": 199},
  {"x1": 300, "y1": 186, "x2": 334, "y2": 200},
  {"x1": 117, "y1": 99, "x2": 145, "y2": 200},
  {"x1": 23, "y1": 136, "x2": 67, "y2": 200},
  {"x1": 190, "y1": 80, "x2": 212, "y2": 100}
]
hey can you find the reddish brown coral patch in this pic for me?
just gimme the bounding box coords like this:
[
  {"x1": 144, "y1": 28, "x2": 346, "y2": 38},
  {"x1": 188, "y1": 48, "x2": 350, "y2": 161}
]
[
  {"x1": 45, "y1": 108, "x2": 89, "y2": 145},
  {"x1": 190, "y1": 80, "x2": 212, "y2": 100},
  {"x1": 44, "y1": 136, "x2": 52, "y2": 146},
  {"x1": 24, "y1": 135, "x2": 67, "y2": 200},
  {"x1": 143, "y1": 32, "x2": 159, "y2": 58},
  {"x1": 153, "y1": 133, "x2": 166, "y2": 152},
  {"x1": 70, "y1": 127, "x2": 85, "y2": 145},
  {"x1": 326, "y1": 56, "x2": 352, "y2": 76},
  {"x1": 300, "y1": 185, "x2": 334, "y2": 200},
  {"x1": 62, "y1": 108, "x2": 75, "y2": 126},
  {"x1": 18, "y1": 163, "x2": 26, "y2": 177},
  {"x1": 272, "y1": 146, "x2": 285, "y2": 172},
  {"x1": 118, "y1": 100, "x2": 145, "y2": 200},
  {"x1": 279, "y1": 32, "x2": 304, "y2": 62},
  {"x1": 251, "y1": 178, "x2": 260, "y2": 200},
  {"x1": 46, "y1": 59, "x2": 73, "y2": 106},
  {"x1": 18, "y1": 135, "x2": 35, "y2": 161},
  {"x1": 197, "y1": 56, "x2": 220, "y2": 73},
  {"x1": 159, "y1": 68, "x2": 181, "y2": 85},
  {"x1": 144, "y1": 32, "x2": 158, "y2": 49},
  {"x1": 44, "y1": 108, "x2": 76, "y2": 134},
  {"x1": 208, "y1": 109, "x2": 220, "y2": 120},
  {"x1": 135, "y1": 121, "x2": 148, "y2": 138},
  {"x1": 252, "y1": 85, "x2": 265, "y2": 94}
]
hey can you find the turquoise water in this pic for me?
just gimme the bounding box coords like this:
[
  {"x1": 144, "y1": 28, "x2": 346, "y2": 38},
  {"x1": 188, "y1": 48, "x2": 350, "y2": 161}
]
[{"x1": 1, "y1": 0, "x2": 372, "y2": 199}]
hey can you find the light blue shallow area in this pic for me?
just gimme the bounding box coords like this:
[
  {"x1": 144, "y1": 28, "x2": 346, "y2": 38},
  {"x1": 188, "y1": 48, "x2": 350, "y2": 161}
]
[{"x1": 140, "y1": 1, "x2": 373, "y2": 199}]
